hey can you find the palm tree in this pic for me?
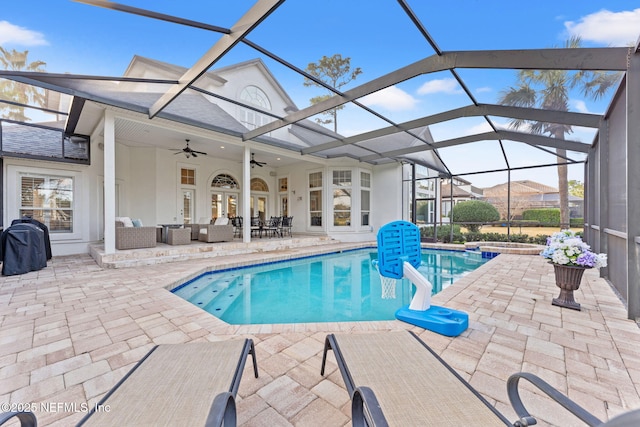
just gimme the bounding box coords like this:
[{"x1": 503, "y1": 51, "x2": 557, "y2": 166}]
[
  {"x1": 0, "y1": 47, "x2": 47, "y2": 121},
  {"x1": 498, "y1": 36, "x2": 619, "y2": 228}
]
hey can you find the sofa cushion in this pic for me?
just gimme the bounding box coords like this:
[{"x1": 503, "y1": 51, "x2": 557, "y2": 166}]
[
  {"x1": 116, "y1": 216, "x2": 134, "y2": 227},
  {"x1": 132, "y1": 218, "x2": 143, "y2": 227},
  {"x1": 214, "y1": 217, "x2": 229, "y2": 226}
]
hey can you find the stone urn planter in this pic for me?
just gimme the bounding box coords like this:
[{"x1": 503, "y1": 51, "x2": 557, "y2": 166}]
[{"x1": 551, "y1": 264, "x2": 588, "y2": 311}]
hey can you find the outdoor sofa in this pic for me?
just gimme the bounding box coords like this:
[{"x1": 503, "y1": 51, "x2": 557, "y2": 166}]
[{"x1": 115, "y1": 217, "x2": 156, "y2": 250}]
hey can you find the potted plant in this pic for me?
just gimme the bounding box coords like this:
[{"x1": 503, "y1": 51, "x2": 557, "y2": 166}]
[{"x1": 540, "y1": 230, "x2": 607, "y2": 310}]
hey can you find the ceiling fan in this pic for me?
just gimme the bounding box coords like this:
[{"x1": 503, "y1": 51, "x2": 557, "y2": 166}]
[
  {"x1": 172, "y1": 139, "x2": 207, "y2": 158},
  {"x1": 250, "y1": 152, "x2": 266, "y2": 168}
]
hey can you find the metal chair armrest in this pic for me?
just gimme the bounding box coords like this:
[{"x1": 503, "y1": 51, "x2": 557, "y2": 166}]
[
  {"x1": 507, "y1": 372, "x2": 602, "y2": 427},
  {"x1": 204, "y1": 392, "x2": 236, "y2": 427},
  {"x1": 351, "y1": 386, "x2": 389, "y2": 427},
  {"x1": 0, "y1": 411, "x2": 37, "y2": 427}
]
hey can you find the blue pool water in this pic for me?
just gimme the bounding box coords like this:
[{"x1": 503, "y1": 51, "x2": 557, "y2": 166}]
[{"x1": 172, "y1": 248, "x2": 491, "y2": 324}]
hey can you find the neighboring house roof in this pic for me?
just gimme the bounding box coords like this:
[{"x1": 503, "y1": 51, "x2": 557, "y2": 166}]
[
  {"x1": 482, "y1": 179, "x2": 583, "y2": 206},
  {"x1": 441, "y1": 183, "x2": 479, "y2": 198},
  {"x1": 483, "y1": 180, "x2": 559, "y2": 196}
]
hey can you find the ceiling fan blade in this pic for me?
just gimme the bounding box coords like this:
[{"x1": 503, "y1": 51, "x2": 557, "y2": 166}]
[
  {"x1": 193, "y1": 150, "x2": 207, "y2": 155},
  {"x1": 192, "y1": 152, "x2": 198, "y2": 157}
]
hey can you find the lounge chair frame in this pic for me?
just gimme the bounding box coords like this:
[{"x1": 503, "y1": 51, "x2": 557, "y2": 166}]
[
  {"x1": 507, "y1": 372, "x2": 640, "y2": 427},
  {"x1": 0, "y1": 412, "x2": 36, "y2": 427},
  {"x1": 76, "y1": 339, "x2": 258, "y2": 427},
  {"x1": 322, "y1": 331, "x2": 640, "y2": 427},
  {"x1": 321, "y1": 331, "x2": 511, "y2": 426}
]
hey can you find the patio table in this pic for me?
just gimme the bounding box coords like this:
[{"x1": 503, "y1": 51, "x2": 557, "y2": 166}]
[{"x1": 158, "y1": 224, "x2": 184, "y2": 243}]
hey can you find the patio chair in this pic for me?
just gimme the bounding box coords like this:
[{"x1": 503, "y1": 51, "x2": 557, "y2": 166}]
[
  {"x1": 186, "y1": 217, "x2": 213, "y2": 240},
  {"x1": 199, "y1": 217, "x2": 234, "y2": 243},
  {"x1": 250, "y1": 216, "x2": 262, "y2": 238},
  {"x1": 231, "y1": 216, "x2": 243, "y2": 238},
  {"x1": 279, "y1": 216, "x2": 293, "y2": 237},
  {"x1": 263, "y1": 216, "x2": 282, "y2": 238},
  {"x1": 69, "y1": 339, "x2": 258, "y2": 426},
  {"x1": 321, "y1": 331, "x2": 640, "y2": 426},
  {"x1": 115, "y1": 219, "x2": 157, "y2": 250}
]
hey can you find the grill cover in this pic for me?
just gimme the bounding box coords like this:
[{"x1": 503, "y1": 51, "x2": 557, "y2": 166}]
[{"x1": 1, "y1": 223, "x2": 47, "y2": 276}]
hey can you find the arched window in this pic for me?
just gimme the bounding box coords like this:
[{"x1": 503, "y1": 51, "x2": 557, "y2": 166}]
[
  {"x1": 250, "y1": 177, "x2": 269, "y2": 192},
  {"x1": 240, "y1": 86, "x2": 271, "y2": 130},
  {"x1": 240, "y1": 86, "x2": 271, "y2": 110},
  {"x1": 211, "y1": 174, "x2": 239, "y2": 189}
]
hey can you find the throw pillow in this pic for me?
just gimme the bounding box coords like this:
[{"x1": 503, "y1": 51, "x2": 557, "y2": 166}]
[
  {"x1": 214, "y1": 217, "x2": 229, "y2": 226},
  {"x1": 115, "y1": 216, "x2": 134, "y2": 227},
  {"x1": 132, "y1": 219, "x2": 143, "y2": 227}
]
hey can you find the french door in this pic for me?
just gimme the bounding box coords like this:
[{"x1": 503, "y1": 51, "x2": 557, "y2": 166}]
[
  {"x1": 211, "y1": 191, "x2": 238, "y2": 219},
  {"x1": 181, "y1": 189, "x2": 194, "y2": 224},
  {"x1": 250, "y1": 195, "x2": 267, "y2": 221}
]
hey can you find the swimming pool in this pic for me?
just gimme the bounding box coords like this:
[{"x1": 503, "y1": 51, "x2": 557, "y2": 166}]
[{"x1": 172, "y1": 248, "x2": 491, "y2": 324}]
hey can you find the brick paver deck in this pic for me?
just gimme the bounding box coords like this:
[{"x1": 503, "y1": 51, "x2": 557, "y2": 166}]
[{"x1": 1, "y1": 245, "x2": 639, "y2": 426}]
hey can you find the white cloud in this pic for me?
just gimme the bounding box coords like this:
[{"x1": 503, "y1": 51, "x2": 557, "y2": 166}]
[
  {"x1": 0, "y1": 21, "x2": 48, "y2": 46},
  {"x1": 565, "y1": 9, "x2": 640, "y2": 46},
  {"x1": 417, "y1": 78, "x2": 462, "y2": 95},
  {"x1": 571, "y1": 100, "x2": 590, "y2": 114},
  {"x1": 475, "y1": 86, "x2": 492, "y2": 94},
  {"x1": 359, "y1": 85, "x2": 418, "y2": 111}
]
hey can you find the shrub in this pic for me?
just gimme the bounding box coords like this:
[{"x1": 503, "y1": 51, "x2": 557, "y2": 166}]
[
  {"x1": 522, "y1": 208, "x2": 560, "y2": 227},
  {"x1": 570, "y1": 217, "x2": 584, "y2": 227},
  {"x1": 462, "y1": 232, "x2": 530, "y2": 243},
  {"x1": 530, "y1": 234, "x2": 550, "y2": 245},
  {"x1": 451, "y1": 200, "x2": 500, "y2": 232},
  {"x1": 420, "y1": 224, "x2": 463, "y2": 243}
]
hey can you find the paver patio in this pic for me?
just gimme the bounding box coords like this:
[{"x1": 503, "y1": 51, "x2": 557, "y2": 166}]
[{"x1": 1, "y1": 243, "x2": 639, "y2": 426}]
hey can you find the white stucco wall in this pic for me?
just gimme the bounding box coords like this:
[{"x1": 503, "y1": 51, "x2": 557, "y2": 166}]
[
  {"x1": 3, "y1": 144, "x2": 106, "y2": 256},
  {"x1": 371, "y1": 163, "x2": 404, "y2": 232}
]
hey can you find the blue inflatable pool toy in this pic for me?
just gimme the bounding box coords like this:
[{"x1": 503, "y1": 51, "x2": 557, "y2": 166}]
[{"x1": 377, "y1": 221, "x2": 468, "y2": 337}]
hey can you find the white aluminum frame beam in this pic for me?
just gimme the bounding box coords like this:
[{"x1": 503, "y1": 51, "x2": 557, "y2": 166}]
[
  {"x1": 148, "y1": 0, "x2": 284, "y2": 118},
  {"x1": 302, "y1": 104, "x2": 602, "y2": 155},
  {"x1": 360, "y1": 130, "x2": 589, "y2": 162},
  {"x1": 244, "y1": 48, "x2": 628, "y2": 140}
]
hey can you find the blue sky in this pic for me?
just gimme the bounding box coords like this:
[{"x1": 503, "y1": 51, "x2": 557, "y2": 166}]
[{"x1": 1, "y1": 1, "x2": 639, "y2": 187}]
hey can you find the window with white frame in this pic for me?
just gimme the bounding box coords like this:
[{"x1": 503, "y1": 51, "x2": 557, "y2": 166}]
[
  {"x1": 240, "y1": 85, "x2": 271, "y2": 130},
  {"x1": 180, "y1": 168, "x2": 195, "y2": 185},
  {"x1": 333, "y1": 170, "x2": 352, "y2": 226},
  {"x1": 360, "y1": 171, "x2": 371, "y2": 226},
  {"x1": 309, "y1": 171, "x2": 322, "y2": 226},
  {"x1": 20, "y1": 173, "x2": 73, "y2": 232}
]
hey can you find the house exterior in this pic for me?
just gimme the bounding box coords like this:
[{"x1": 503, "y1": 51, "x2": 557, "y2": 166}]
[
  {"x1": 482, "y1": 180, "x2": 584, "y2": 220},
  {"x1": 1, "y1": 56, "x2": 445, "y2": 256},
  {"x1": 439, "y1": 177, "x2": 483, "y2": 224}
]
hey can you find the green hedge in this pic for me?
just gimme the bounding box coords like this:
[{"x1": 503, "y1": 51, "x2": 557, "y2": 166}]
[
  {"x1": 420, "y1": 226, "x2": 550, "y2": 245},
  {"x1": 522, "y1": 208, "x2": 560, "y2": 226},
  {"x1": 570, "y1": 217, "x2": 584, "y2": 227},
  {"x1": 420, "y1": 224, "x2": 463, "y2": 243}
]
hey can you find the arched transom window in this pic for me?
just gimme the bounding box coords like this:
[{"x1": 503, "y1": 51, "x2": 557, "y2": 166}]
[
  {"x1": 240, "y1": 85, "x2": 271, "y2": 110},
  {"x1": 240, "y1": 86, "x2": 271, "y2": 131},
  {"x1": 211, "y1": 174, "x2": 239, "y2": 189},
  {"x1": 250, "y1": 177, "x2": 269, "y2": 192}
]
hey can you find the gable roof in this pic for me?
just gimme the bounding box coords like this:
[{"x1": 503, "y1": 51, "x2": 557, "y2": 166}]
[{"x1": 483, "y1": 180, "x2": 559, "y2": 196}]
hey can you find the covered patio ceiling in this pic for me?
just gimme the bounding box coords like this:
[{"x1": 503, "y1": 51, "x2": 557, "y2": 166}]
[{"x1": 0, "y1": 0, "x2": 634, "y2": 183}]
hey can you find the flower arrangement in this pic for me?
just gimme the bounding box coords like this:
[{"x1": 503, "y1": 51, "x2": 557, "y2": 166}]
[{"x1": 541, "y1": 230, "x2": 607, "y2": 268}]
